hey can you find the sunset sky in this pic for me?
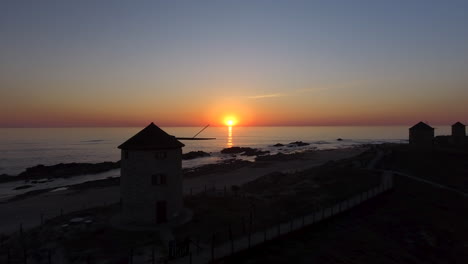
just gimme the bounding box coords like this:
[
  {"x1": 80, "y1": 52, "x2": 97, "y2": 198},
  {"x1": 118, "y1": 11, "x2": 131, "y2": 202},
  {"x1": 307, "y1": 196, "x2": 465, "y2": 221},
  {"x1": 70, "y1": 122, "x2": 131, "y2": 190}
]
[{"x1": 1, "y1": 0, "x2": 467, "y2": 127}]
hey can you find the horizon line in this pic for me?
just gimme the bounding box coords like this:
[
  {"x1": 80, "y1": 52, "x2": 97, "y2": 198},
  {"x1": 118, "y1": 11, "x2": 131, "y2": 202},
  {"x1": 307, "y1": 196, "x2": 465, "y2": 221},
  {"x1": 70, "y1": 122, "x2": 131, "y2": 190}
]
[{"x1": 0, "y1": 123, "x2": 461, "y2": 129}]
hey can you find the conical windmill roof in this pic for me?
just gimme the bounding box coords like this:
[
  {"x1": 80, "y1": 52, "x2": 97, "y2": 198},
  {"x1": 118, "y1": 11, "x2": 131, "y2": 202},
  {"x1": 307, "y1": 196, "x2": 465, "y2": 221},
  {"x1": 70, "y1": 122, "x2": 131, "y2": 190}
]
[
  {"x1": 118, "y1": 123, "x2": 185, "y2": 150},
  {"x1": 452, "y1": 122, "x2": 465, "y2": 127},
  {"x1": 409, "y1": 122, "x2": 434, "y2": 130}
]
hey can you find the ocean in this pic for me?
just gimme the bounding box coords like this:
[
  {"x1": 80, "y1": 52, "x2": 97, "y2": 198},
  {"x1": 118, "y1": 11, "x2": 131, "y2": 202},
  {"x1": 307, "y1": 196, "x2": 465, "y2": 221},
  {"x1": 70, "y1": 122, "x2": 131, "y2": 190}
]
[{"x1": 0, "y1": 125, "x2": 451, "y2": 176}]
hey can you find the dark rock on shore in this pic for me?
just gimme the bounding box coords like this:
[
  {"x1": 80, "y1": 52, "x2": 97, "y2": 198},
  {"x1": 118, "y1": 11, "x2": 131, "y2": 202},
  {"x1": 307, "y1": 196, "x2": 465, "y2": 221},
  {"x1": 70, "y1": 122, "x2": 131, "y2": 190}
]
[
  {"x1": 221, "y1": 147, "x2": 269, "y2": 156},
  {"x1": 18, "y1": 161, "x2": 120, "y2": 180},
  {"x1": 13, "y1": 185, "x2": 33, "y2": 190},
  {"x1": 255, "y1": 152, "x2": 307, "y2": 162},
  {"x1": 0, "y1": 173, "x2": 15, "y2": 183},
  {"x1": 182, "y1": 151, "x2": 211, "y2": 160},
  {"x1": 1, "y1": 161, "x2": 122, "y2": 184},
  {"x1": 288, "y1": 141, "x2": 310, "y2": 147},
  {"x1": 337, "y1": 138, "x2": 343, "y2": 141},
  {"x1": 221, "y1": 147, "x2": 252, "y2": 154},
  {"x1": 273, "y1": 143, "x2": 285, "y2": 147}
]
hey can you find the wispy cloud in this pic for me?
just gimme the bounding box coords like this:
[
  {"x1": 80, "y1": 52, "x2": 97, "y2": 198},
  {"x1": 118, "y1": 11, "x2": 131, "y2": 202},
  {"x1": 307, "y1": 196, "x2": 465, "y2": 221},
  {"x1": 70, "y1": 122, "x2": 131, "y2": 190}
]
[
  {"x1": 246, "y1": 87, "x2": 329, "y2": 100},
  {"x1": 247, "y1": 93, "x2": 284, "y2": 99}
]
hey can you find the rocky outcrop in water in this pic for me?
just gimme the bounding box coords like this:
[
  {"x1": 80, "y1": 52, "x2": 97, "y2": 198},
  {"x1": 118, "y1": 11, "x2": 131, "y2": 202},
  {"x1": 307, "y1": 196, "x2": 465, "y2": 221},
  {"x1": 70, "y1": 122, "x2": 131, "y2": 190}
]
[
  {"x1": 0, "y1": 161, "x2": 121, "y2": 183},
  {"x1": 255, "y1": 152, "x2": 307, "y2": 162},
  {"x1": 221, "y1": 147, "x2": 270, "y2": 156},
  {"x1": 18, "y1": 161, "x2": 121, "y2": 180},
  {"x1": 288, "y1": 141, "x2": 310, "y2": 147}
]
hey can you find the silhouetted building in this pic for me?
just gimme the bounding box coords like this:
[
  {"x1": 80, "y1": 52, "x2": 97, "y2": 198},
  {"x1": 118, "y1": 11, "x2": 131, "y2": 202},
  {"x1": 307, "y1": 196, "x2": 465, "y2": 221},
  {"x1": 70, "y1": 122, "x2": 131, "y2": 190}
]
[
  {"x1": 118, "y1": 122, "x2": 185, "y2": 225},
  {"x1": 409, "y1": 122, "x2": 434, "y2": 147},
  {"x1": 452, "y1": 122, "x2": 466, "y2": 145}
]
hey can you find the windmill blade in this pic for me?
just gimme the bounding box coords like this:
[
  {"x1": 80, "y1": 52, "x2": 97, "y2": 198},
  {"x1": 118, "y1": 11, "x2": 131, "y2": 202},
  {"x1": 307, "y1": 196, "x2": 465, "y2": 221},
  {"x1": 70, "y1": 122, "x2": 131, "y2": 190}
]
[
  {"x1": 192, "y1": 124, "x2": 210, "y2": 139},
  {"x1": 176, "y1": 124, "x2": 216, "y2": 140},
  {"x1": 176, "y1": 137, "x2": 215, "y2": 140}
]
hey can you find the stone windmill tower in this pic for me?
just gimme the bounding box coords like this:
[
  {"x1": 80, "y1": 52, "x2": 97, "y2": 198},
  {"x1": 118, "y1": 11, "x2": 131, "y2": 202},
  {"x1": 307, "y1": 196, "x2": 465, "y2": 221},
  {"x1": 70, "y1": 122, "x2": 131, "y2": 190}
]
[
  {"x1": 118, "y1": 123, "x2": 185, "y2": 225},
  {"x1": 452, "y1": 122, "x2": 466, "y2": 146}
]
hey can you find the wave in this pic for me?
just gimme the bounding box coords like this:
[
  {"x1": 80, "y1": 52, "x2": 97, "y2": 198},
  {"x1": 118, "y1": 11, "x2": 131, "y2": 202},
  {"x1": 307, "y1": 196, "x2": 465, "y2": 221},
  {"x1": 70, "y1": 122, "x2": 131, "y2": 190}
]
[{"x1": 81, "y1": 139, "x2": 106, "y2": 143}]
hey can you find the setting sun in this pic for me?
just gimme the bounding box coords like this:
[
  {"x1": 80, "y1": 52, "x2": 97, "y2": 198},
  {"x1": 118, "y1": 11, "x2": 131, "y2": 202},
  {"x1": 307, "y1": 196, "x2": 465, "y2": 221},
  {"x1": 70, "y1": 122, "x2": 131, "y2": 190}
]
[{"x1": 224, "y1": 116, "x2": 237, "y2": 126}]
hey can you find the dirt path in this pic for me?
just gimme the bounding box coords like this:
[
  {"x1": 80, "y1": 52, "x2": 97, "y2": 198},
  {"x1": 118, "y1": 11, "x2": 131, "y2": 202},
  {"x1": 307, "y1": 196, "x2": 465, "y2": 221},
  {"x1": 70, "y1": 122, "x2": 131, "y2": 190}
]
[{"x1": 0, "y1": 147, "x2": 366, "y2": 235}]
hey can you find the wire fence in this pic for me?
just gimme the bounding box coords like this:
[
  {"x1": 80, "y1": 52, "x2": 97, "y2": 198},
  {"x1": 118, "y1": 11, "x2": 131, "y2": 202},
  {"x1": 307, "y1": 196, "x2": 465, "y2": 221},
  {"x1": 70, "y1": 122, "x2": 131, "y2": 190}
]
[{"x1": 170, "y1": 172, "x2": 394, "y2": 264}]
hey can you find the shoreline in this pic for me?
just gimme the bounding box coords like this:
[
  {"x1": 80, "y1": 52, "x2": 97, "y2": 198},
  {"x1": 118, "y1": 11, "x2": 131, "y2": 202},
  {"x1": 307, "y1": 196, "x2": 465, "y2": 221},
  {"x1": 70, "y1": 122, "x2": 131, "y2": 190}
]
[
  {"x1": 0, "y1": 145, "x2": 370, "y2": 200},
  {"x1": 0, "y1": 145, "x2": 370, "y2": 234},
  {"x1": 3, "y1": 146, "x2": 366, "y2": 202}
]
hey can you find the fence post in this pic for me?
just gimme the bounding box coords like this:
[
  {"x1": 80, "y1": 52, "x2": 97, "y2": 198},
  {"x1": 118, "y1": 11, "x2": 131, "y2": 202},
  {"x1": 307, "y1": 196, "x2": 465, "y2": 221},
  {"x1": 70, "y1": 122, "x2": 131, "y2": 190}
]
[
  {"x1": 20, "y1": 222, "x2": 23, "y2": 237},
  {"x1": 23, "y1": 247, "x2": 27, "y2": 264},
  {"x1": 151, "y1": 247, "x2": 155, "y2": 264},
  {"x1": 242, "y1": 217, "x2": 246, "y2": 234},
  {"x1": 229, "y1": 225, "x2": 234, "y2": 255},
  {"x1": 129, "y1": 248, "x2": 133, "y2": 264},
  {"x1": 211, "y1": 233, "x2": 215, "y2": 263}
]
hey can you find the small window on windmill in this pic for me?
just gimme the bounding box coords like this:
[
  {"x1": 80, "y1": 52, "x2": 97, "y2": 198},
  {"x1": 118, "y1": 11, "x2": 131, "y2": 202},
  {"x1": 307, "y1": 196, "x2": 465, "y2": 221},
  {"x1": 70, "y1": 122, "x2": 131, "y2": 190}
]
[
  {"x1": 155, "y1": 152, "x2": 167, "y2": 160},
  {"x1": 152, "y1": 174, "x2": 167, "y2": 185}
]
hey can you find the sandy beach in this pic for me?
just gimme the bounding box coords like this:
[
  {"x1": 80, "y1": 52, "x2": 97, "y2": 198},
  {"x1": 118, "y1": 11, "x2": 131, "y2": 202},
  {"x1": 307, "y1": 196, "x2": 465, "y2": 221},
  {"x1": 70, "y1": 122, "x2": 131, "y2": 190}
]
[{"x1": 0, "y1": 146, "x2": 368, "y2": 235}]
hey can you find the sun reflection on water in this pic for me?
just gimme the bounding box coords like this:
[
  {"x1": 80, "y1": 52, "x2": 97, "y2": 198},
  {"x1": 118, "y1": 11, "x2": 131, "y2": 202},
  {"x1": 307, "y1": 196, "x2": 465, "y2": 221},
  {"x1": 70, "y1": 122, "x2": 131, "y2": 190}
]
[{"x1": 227, "y1": 126, "x2": 233, "y2": 147}]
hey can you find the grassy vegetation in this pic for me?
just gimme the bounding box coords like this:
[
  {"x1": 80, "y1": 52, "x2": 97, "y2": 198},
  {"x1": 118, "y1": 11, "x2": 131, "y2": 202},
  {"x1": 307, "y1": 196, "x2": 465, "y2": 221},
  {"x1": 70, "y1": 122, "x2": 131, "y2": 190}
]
[
  {"x1": 174, "y1": 154, "x2": 380, "y2": 244},
  {"x1": 225, "y1": 175, "x2": 468, "y2": 264}
]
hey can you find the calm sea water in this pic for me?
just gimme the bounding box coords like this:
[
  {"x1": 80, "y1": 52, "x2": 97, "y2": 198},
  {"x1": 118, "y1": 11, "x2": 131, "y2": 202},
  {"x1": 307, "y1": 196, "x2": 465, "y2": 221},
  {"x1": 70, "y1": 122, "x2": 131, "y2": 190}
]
[{"x1": 0, "y1": 126, "x2": 450, "y2": 175}]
